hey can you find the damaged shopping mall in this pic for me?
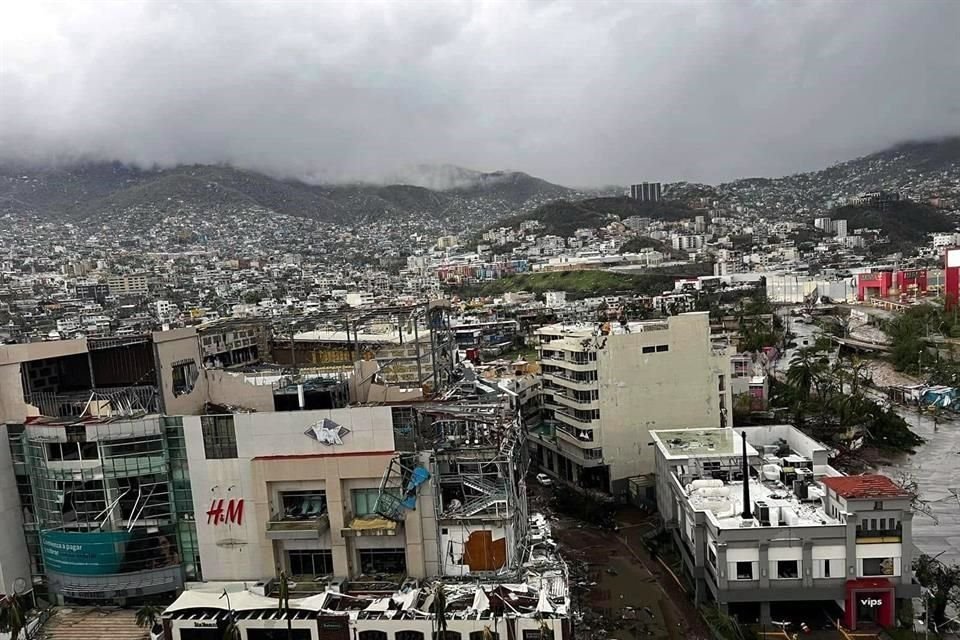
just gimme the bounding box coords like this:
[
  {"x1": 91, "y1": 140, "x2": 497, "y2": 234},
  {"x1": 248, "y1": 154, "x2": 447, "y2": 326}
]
[{"x1": 0, "y1": 303, "x2": 569, "y2": 640}]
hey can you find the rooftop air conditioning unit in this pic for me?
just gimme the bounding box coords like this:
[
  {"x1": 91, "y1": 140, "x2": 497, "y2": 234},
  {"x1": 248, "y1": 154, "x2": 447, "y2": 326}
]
[{"x1": 755, "y1": 501, "x2": 770, "y2": 526}]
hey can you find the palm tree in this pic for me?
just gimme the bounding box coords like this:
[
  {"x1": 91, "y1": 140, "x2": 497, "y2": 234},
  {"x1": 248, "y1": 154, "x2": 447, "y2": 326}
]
[
  {"x1": 135, "y1": 604, "x2": 164, "y2": 637},
  {"x1": 786, "y1": 346, "x2": 828, "y2": 402},
  {"x1": 218, "y1": 589, "x2": 241, "y2": 640},
  {"x1": 0, "y1": 593, "x2": 28, "y2": 640}
]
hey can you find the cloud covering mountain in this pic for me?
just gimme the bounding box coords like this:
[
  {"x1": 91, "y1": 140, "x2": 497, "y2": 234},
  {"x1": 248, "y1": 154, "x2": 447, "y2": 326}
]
[{"x1": 1, "y1": 0, "x2": 958, "y2": 185}]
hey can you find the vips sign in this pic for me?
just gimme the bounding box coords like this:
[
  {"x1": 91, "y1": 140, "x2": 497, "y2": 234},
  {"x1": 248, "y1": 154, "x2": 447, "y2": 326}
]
[{"x1": 860, "y1": 598, "x2": 883, "y2": 608}]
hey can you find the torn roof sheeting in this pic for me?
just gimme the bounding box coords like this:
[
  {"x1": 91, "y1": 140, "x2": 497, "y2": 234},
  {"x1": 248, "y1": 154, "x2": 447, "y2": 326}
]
[{"x1": 164, "y1": 513, "x2": 569, "y2": 620}]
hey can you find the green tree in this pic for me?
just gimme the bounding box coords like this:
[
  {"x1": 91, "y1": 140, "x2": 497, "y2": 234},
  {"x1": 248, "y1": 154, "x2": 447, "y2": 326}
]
[{"x1": 135, "y1": 604, "x2": 163, "y2": 636}]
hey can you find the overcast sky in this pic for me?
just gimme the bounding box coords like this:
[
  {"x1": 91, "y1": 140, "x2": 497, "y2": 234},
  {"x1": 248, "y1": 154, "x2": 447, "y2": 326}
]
[{"x1": 2, "y1": 0, "x2": 959, "y2": 187}]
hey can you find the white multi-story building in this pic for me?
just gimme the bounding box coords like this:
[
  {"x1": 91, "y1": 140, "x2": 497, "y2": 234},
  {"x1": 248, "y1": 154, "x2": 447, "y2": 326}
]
[
  {"x1": 652, "y1": 425, "x2": 919, "y2": 630},
  {"x1": 672, "y1": 234, "x2": 705, "y2": 251},
  {"x1": 530, "y1": 312, "x2": 731, "y2": 495},
  {"x1": 814, "y1": 217, "x2": 834, "y2": 233},
  {"x1": 345, "y1": 291, "x2": 376, "y2": 308},
  {"x1": 834, "y1": 219, "x2": 849, "y2": 239}
]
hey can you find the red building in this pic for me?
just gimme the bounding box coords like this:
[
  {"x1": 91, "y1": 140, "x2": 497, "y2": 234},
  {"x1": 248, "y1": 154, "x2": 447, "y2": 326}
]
[
  {"x1": 856, "y1": 268, "x2": 928, "y2": 302},
  {"x1": 946, "y1": 248, "x2": 960, "y2": 310},
  {"x1": 856, "y1": 271, "x2": 893, "y2": 301}
]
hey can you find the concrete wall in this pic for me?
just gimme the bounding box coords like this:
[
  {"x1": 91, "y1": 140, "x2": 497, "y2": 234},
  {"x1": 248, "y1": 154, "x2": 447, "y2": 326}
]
[
  {"x1": 599, "y1": 313, "x2": 731, "y2": 488},
  {"x1": 204, "y1": 369, "x2": 276, "y2": 412},
  {"x1": 0, "y1": 424, "x2": 32, "y2": 596},
  {"x1": 154, "y1": 328, "x2": 207, "y2": 415},
  {"x1": 182, "y1": 407, "x2": 429, "y2": 582}
]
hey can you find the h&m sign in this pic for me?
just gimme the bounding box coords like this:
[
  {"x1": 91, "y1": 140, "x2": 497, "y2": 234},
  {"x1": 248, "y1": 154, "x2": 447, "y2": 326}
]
[{"x1": 207, "y1": 498, "x2": 244, "y2": 526}]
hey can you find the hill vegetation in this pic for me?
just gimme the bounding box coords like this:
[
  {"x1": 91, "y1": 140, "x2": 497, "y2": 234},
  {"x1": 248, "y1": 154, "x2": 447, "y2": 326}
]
[
  {"x1": 453, "y1": 265, "x2": 712, "y2": 300},
  {"x1": 495, "y1": 196, "x2": 694, "y2": 237},
  {"x1": 831, "y1": 200, "x2": 953, "y2": 254},
  {"x1": 0, "y1": 162, "x2": 573, "y2": 224},
  {"x1": 668, "y1": 136, "x2": 960, "y2": 211}
]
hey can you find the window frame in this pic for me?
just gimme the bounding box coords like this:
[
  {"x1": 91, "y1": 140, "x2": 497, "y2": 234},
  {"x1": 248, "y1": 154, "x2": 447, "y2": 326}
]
[
  {"x1": 201, "y1": 415, "x2": 238, "y2": 459},
  {"x1": 776, "y1": 559, "x2": 799, "y2": 579}
]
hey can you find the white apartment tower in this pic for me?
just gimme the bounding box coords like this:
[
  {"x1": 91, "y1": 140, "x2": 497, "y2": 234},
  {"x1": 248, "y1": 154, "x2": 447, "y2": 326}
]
[{"x1": 531, "y1": 312, "x2": 731, "y2": 496}]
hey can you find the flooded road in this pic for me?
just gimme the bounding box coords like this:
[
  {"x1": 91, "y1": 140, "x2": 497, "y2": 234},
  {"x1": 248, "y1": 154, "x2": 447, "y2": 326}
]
[
  {"x1": 880, "y1": 406, "x2": 960, "y2": 565},
  {"x1": 777, "y1": 310, "x2": 960, "y2": 564}
]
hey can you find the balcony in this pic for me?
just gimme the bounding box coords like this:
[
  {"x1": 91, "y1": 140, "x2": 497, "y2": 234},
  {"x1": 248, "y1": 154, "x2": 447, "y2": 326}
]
[
  {"x1": 554, "y1": 408, "x2": 600, "y2": 431},
  {"x1": 550, "y1": 418, "x2": 596, "y2": 444},
  {"x1": 551, "y1": 389, "x2": 598, "y2": 410},
  {"x1": 266, "y1": 513, "x2": 330, "y2": 540},
  {"x1": 542, "y1": 371, "x2": 598, "y2": 391},
  {"x1": 541, "y1": 357, "x2": 597, "y2": 372},
  {"x1": 531, "y1": 423, "x2": 604, "y2": 467}
]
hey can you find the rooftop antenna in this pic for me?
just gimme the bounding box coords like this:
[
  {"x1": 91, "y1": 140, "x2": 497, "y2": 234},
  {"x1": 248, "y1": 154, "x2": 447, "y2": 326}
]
[{"x1": 741, "y1": 431, "x2": 752, "y2": 519}]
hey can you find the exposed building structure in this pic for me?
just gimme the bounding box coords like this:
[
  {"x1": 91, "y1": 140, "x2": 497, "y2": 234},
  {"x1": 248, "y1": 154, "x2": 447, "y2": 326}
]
[
  {"x1": 651, "y1": 425, "x2": 919, "y2": 630},
  {"x1": 159, "y1": 372, "x2": 563, "y2": 639},
  {"x1": 530, "y1": 312, "x2": 731, "y2": 496},
  {"x1": 271, "y1": 302, "x2": 457, "y2": 396},
  {"x1": 764, "y1": 274, "x2": 856, "y2": 304}
]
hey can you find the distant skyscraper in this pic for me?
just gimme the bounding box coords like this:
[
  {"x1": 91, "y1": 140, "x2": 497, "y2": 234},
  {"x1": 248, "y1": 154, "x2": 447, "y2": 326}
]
[
  {"x1": 630, "y1": 182, "x2": 662, "y2": 202},
  {"x1": 834, "y1": 219, "x2": 848, "y2": 239}
]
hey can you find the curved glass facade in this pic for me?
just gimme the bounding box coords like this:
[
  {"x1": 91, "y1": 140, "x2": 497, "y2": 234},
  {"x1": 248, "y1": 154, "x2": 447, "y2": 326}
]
[{"x1": 23, "y1": 416, "x2": 187, "y2": 601}]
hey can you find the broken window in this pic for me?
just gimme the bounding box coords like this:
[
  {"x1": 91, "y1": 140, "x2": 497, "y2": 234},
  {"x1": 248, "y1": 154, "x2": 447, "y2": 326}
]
[
  {"x1": 278, "y1": 490, "x2": 326, "y2": 519},
  {"x1": 171, "y1": 359, "x2": 199, "y2": 396},
  {"x1": 352, "y1": 488, "x2": 399, "y2": 517},
  {"x1": 357, "y1": 548, "x2": 406, "y2": 574},
  {"x1": 287, "y1": 549, "x2": 333, "y2": 576}
]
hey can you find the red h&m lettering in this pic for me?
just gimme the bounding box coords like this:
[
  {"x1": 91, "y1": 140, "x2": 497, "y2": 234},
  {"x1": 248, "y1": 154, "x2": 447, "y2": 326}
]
[{"x1": 207, "y1": 499, "x2": 244, "y2": 526}]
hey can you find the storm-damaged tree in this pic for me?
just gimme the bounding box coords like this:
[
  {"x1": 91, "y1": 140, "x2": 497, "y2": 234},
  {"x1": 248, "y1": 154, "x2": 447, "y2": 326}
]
[{"x1": 914, "y1": 553, "x2": 960, "y2": 629}]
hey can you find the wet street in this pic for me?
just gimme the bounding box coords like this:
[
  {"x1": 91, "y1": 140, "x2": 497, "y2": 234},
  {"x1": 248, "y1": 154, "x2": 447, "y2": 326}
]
[
  {"x1": 779, "y1": 310, "x2": 960, "y2": 565},
  {"x1": 880, "y1": 406, "x2": 960, "y2": 566}
]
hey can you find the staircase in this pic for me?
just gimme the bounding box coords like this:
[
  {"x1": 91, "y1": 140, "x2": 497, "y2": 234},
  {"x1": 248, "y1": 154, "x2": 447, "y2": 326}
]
[
  {"x1": 455, "y1": 493, "x2": 508, "y2": 517},
  {"x1": 36, "y1": 608, "x2": 148, "y2": 640},
  {"x1": 460, "y1": 476, "x2": 501, "y2": 496}
]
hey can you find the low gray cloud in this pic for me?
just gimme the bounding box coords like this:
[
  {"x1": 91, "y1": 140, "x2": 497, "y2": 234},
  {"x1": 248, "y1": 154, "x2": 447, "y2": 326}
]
[{"x1": 1, "y1": 0, "x2": 959, "y2": 186}]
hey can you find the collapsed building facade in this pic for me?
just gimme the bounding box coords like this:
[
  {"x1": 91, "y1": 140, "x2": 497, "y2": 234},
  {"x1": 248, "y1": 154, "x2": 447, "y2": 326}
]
[{"x1": 0, "y1": 301, "x2": 569, "y2": 640}]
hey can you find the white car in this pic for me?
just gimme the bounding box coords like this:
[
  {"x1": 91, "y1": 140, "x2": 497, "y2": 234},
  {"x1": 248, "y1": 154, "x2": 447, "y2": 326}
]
[{"x1": 535, "y1": 473, "x2": 553, "y2": 486}]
